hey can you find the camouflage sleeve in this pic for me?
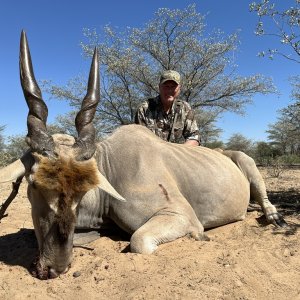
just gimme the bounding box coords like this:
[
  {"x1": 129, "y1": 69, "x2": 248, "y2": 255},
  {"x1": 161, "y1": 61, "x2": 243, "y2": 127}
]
[
  {"x1": 134, "y1": 103, "x2": 147, "y2": 126},
  {"x1": 183, "y1": 104, "x2": 201, "y2": 145}
]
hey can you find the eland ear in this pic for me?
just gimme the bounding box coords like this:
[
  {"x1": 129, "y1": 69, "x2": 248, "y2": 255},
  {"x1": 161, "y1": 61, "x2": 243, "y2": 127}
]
[
  {"x1": 98, "y1": 172, "x2": 126, "y2": 202},
  {"x1": 0, "y1": 159, "x2": 25, "y2": 183},
  {"x1": 0, "y1": 151, "x2": 34, "y2": 183}
]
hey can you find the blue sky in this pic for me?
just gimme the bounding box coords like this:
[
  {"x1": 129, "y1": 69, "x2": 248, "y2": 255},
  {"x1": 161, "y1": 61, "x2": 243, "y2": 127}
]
[{"x1": 0, "y1": 0, "x2": 298, "y2": 142}]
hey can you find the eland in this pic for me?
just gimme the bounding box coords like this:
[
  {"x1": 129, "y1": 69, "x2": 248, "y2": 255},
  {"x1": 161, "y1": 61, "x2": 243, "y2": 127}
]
[{"x1": 0, "y1": 31, "x2": 286, "y2": 279}]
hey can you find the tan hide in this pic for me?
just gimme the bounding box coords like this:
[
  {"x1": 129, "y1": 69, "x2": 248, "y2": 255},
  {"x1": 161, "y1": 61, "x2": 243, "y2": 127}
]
[{"x1": 0, "y1": 159, "x2": 26, "y2": 183}]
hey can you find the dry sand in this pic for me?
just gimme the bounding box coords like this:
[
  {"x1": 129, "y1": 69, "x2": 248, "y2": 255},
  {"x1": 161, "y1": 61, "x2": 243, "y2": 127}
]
[{"x1": 0, "y1": 167, "x2": 299, "y2": 300}]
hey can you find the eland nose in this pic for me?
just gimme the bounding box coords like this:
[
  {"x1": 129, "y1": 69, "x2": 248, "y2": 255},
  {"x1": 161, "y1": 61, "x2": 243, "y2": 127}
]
[
  {"x1": 49, "y1": 268, "x2": 59, "y2": 279},
  {"x1": 49, "y1": 264, "x2": 70, "y2": 279}
]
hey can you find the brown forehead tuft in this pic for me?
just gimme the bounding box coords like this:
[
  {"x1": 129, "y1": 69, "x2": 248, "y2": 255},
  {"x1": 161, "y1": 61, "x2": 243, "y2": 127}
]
[{"x1": 34, "y1": 155, "x2": 100, "y2": 194}]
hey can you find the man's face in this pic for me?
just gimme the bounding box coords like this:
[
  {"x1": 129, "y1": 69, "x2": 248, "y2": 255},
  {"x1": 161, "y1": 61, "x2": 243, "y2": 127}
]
[{"x1": 159, "y1": 80, "x2": 181, "y2": 106}]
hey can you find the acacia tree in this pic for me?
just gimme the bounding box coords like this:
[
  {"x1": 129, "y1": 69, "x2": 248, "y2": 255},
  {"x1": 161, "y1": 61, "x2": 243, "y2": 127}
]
[
  {"x1": 0, "y1": 133, "x2": 28, "y2": 167},
  {"x1": 250, "y1": 0, "x2": 300, "y2": 63},
  {"x1": 291, "y1": 75, "x2": 300, "y2": 100},
  {"x1": 0, "y1": 125, "x2": 5, "y2": 151},
  {"x1": 196, "y1": 111, "x2": 222, "y2": 145},
  {"x1": 45, "y1": 4, "x2": 275, "y2": 138},
  {"x1": 250, "y1": 0, "x2": 300, "y2": 102},
  {"x1": 250, "y1": 0, "x2": 300, "y2": 153},
  {"x1": 266, "y1": 77, "x2": 300, "y2": 154},
  {"x1": 267, "y1": 105, "x2": 300, "y2": 155},
  {"x1": 0, "y1": 125, "x2": 7, "y2": 166},
  {"x1": 225, "y1": 133, "x2": 254, "y2": 155},
  {"x1": 0, "y1": 123, "x2": 70, "y2": 167}
]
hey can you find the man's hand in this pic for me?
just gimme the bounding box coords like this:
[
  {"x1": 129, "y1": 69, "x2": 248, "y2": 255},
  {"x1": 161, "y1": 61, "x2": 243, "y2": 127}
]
[{"x1": 184, "y1": 140, "x2": 199, "y2": 146}]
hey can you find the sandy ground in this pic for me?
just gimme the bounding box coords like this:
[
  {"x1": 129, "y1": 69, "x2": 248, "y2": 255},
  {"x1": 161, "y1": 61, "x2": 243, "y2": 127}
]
[{"x1": 0, "y1": 167, "x2": 299, "y2": 300}]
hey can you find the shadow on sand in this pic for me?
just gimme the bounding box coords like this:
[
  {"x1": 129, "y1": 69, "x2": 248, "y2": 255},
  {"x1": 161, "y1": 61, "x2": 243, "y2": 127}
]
[
  {"x1": 0, "y1": 226, "x2": 130, "y2": 271},
  {"x1": 0, "y1": 228, "x2": 37, "y2": 270},
  {"x1": 268, "y1": 189, "x2": 300, "y2": 217},
  {"x1": 251, "y1": 189, "x2": 300, "y2": 235}
]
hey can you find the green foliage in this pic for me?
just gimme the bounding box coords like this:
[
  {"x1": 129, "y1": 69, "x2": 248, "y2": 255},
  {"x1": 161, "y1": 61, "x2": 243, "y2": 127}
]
[
  {"x1": 0, "y1": 134, "x2": 28, "y2": 167},
  {"x1": 5, "y1": 135, "x2": 28, "y2": 161},
  {"x1": 225, "y1": 133, "x2": 254, "y2": 155},
  {"x1": 280, "y1": 153, "x2": 300, "y2": 164},
  {"x1": 0, "y1": 125, "x2": 5, "y2": 151},
  {"x1": 267, "y1": 103, "x2": 300, "y2": 155},
  {"x1": 253, "y1": 141, "x2": 280, "y2": 165},
  {"x1": 0, "y1": 152, "x2": 13, "y2": 167},
  {"x1": 196, "y1": 111, "x2": 222, "y2": 145},
  {"x1": 204, "y1": 140, "x2": 224, "y2": 149},
  {"x1": 251, "y1": 139, "x2": 300, "y2": 169}
]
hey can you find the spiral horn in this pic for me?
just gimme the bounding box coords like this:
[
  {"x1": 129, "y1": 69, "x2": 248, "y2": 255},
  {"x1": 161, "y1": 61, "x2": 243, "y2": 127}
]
[
  {"x1": 73, "y1": 48, "x2": 100, "y2": 161},
  {"x1": 19, "y1": 30, "x2": 55, "y2": 156}
]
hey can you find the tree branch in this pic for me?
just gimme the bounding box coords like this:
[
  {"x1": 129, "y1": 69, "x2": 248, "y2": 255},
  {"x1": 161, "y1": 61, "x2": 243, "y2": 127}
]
[{"x1": 0, "y1": 176, "x2": 24, "y2": 222}]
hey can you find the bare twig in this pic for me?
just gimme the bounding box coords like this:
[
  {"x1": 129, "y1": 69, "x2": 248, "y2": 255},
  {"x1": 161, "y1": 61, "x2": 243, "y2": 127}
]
[
  {"x1": 247, "y1": 203, "x2": 262, "y2": 212},
  {"x1": 0, "y1": 176, "x2": 24, "y2": 222}
]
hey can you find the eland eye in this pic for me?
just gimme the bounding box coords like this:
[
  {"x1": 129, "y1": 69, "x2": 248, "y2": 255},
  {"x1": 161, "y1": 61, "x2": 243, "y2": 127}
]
[{"x1": 27, "y1": 173, "x2": 36, "y2": 187}]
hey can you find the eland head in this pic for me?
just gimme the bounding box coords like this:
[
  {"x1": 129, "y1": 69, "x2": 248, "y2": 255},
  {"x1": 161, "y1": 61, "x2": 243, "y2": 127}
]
[{"x1": 0, "y1": 31, "x2": 125, "y2": 279}]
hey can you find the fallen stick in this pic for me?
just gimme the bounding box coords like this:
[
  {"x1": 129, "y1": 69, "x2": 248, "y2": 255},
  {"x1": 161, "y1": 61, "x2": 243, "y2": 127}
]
[
  {"x1": 247, "y1": 203, "x2": 262, "y2": 212},
  {"x1": 0, "y1": 176, "x2": 24, "y2": 222}
]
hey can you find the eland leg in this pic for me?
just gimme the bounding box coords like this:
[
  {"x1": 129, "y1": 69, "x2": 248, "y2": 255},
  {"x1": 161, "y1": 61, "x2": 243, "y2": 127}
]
[
  {"x1": 221, "y1": 150, "x2": 288, "y2": 227},
  {"x1": 74, "y1": 188, "x2": 103, "y2": 245},
  {"x1": 130, "y1": 202, "x2": 206, "y2": 254}
]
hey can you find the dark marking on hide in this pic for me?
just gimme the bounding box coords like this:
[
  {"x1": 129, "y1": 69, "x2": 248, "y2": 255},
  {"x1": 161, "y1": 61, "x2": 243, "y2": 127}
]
[
  {"x1": 158, "y1": 183, "x2": 171, "y2": 202},
  {"x1": 54, "y1": 193, "x2": 75, "y2": 242}
]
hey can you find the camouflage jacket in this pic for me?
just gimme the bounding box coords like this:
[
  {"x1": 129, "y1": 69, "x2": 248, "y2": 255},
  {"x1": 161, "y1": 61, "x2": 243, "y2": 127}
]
[{"x1": 134, "y1": 96, "x2": 201, "y2": 144}]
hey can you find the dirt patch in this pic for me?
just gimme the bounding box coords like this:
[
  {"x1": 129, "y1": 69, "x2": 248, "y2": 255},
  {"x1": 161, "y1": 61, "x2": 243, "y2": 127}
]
[{"x1": 0, "y1": 168, "x2": 299, "y2": 300}]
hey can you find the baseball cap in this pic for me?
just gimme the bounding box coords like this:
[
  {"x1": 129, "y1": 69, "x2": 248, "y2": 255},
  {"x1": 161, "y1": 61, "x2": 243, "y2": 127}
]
[{"x1": 159, "y1": 70, "x2": 181, "y2": 85}]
